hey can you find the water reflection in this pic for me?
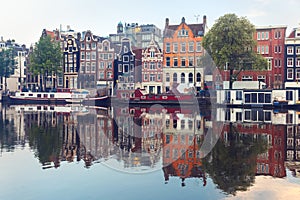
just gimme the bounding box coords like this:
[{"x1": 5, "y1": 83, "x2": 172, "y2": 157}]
[{"x1": 1, "y1": 104, "x2": 300, "y2": 196}]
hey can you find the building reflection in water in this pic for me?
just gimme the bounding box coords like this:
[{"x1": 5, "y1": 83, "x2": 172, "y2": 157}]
[{"x1": 1, "y1": 104, "x2": 300, "y2": 193}]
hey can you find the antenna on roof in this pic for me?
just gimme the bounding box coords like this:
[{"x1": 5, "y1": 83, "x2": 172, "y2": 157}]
[{"x1": 194, "y1": 14, "x2": 200, "y2": 23}]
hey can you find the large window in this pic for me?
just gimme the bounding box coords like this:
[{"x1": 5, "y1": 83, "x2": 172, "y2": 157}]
[
  {"x1": 188, "y1": 42, "x2": 194, "y2": 52},
  {"x1": 196, "y1": 42, "x2": 202, "y2": 52},
  {"x1": 188, "y1": 57, "x2": 194, "y2": 66},
  {"x1": 196, "y1": 73, "x2": 201, "y2": 82},
  {"x1": 166, "y1": 57, "x2": 170, "y2": 67},
  {"x1": 174, "y1": 58, "x2": 178, "y2": 67},
  {"x1": 236, "y1": 91, "x2": 242, "y2": 100},
  {"x1": 181, "y1": 73, "x2": 185, "y2": 83},
  {"x1": 173, "y1": 73, "x2": 177, "y2": 82},
  {"x1": 188, "y1": 73, "x2": 193, "y2": 83},
  {"x1": 173, "y1": 43, "x2": 178, "y2": 53},
  {"x1": 181, "y1": 57, "x2": 186, "y2": 67},
  {"x1": 181, "y1": 42, "x2": 186, "y2": 52},
  {"x1": 166, "y1": 43, "x2": 170, "y2": 53},
  {"x1": 287, "y1": 58, "x2": 294, "y2": 67},
  {"x1": 166, "y1": 73, "x2": 170, "y2": 82},
  {"x1": 287, "y1": 46, "x2": 294, "y2": 55},
  {"x1": 287, "y1": 68, "x2": 293, "y2": 80}
]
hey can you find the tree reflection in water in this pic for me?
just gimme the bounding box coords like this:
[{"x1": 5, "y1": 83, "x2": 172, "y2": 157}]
[{"x1": 202, "y1": 122, "x2": 268, "y2": 195}]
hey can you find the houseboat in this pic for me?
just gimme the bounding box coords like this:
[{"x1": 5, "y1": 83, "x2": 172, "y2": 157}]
[
  {"x1": 8, "y1": 88, "x2": 90, "y2": 105},
  {"x1": 216, "y1": 89, "x2": 300, "y2": 109},
  {"x1": 129, "y1": 89, "x2": 203, "y2": 105}
]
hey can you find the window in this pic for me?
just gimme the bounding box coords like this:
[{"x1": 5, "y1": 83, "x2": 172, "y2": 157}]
[
  {"x1": 150, "y1": 62, "x2": 155, "y2": 70},
  {"x1": 166, "y1": 73, "x2": 170, "y2": 82},
  {"x1": 150, "y1": 51, "x2": 155, "y2": 58},
  {"x1": 181, "y1": 73, "x2": 185, "y2": 83},
  {"x1": 91, "y1": 62, "x2": 96, "y2": 72},
  {"x1": 144, "y1": 62, "x2": 147, "y2": 69},
  {"x1": 123, "y1": 55, "x2": 129, "y2": 62},
  {"x1": 287, "y1": 58, "x2": 294, "y2": 67},
  {"x1": 100, "y1": 62, "x2": 104, "y2": 69},
  {"x1": 265, "y1": 46, "x2": 269, "y2": 54},
  {"x1": 86, "y1": 62, "x2": 90, "y2": 71},
  {"x1": 236, "y1": 91, "x2": 242, "y2": 100},
  {"x1": 81, "y1": 52, "x2": 85, "y2": 59},
  {"x1": 196, "y1": 73, "x2": 201, "y2": 82},
  {"x1": 174, "y1": 58, "x2": 178, "y2": 67},
  {"x1": 287, "y1": 46, "x2": 294, "y2": 55},
  {"x1": 181, "y1": 57, "x2": 186, "y2": 67},
  {"x1": 173, "y1": 73, "x2": 177, "y2": 83},
  {"x1": 274, "y1": 45, "x2": 281, "y2": 53},
  {"x1": 296, "y1": 46, "x2": 300, "y2": 55},
  {"x1": 118, "y1": 64, "x2": 122, "y2": 72},
  {"x1": 173, "y1": 43, "x2": 178, "y2": 53},
  {"x1": 107, "y1": 62, "x2": 112, "y2": 69},
  {"x1": 81, "y1": 63, "x2": 85, "y2": 72},
  {"x1": 265, "y1": 32, "x2": 269, "y2": 40},
  {"x1": 144, "y1": 74, "x2": 148, "y2": 81},
  {"x1": 92, "y1": 52, "x2": 96, "y2": 60},
  {"x1": 286, "y1": 91, "x2": 293, "y2": 101},
  {"x1": 188, "y1": 73, "x2": 193, "y2": 83},
  {"x1": 165, "y1": 43, "x2": 170, "y2": 53},
  {"x1": 166, "y1": 57, "x2": 170, "y2": 67},
  {"x1": 86, "y1": 52, "x2": 90, "y2": 60},
  {"x1": 181, "y1": 42, "x2": 186, "y2": 52},
  {"x1": 257, "y1": 32, "x2": 261, "y2": 40},
  {"x1": 81, "y1": 43, "x2": 85, "y2": 49},
  {"x1": 150, "y1": 74, "x2": 155, "y2": 81},
  {"x1": 188, "y1": 57, "x2": 194, "y2": 66},
  {"x1": 275, "y1": 31, "x2": 281, "y2": 39},
  {"x1": 296, "y1": 58, "x2": 300, "y2": 67},
  {"x1": 196, "y1": 42, "x2": 202, "y2": 52},
  {"x1": 296, "y1": 69, "x2": 300, "y2": 80},
  {"x1": 257, "y1": 46, "x2": 260, "y2": 53},
  {"x1": 287, "y1": 68, "x2": 293, "y2": 80},
  {"x1": 188, "y1": 42, "x2": 194, "y2": 52}
]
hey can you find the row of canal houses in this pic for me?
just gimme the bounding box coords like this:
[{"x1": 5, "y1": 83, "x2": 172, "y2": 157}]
[{"x1": 1, "y1": 16, "x2": 300, "y2": 98}]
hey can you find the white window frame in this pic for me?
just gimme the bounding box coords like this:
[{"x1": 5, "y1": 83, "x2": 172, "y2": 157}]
[
  {"x1": 287, "y1": 46, "x2": 294, "y2": 55},
  {"x1": 287, "y1": 58, "x2": 294, "y2": 67},
  {"x1": 287, "y1": 68, "x2": 293, "y2": 80}
]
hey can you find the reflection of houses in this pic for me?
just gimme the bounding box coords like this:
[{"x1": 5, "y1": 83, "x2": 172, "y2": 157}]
[
  {"x1": 159, "y1": 106, "x2": 208, "y2": 186},
  {"x1": 216, "y1": 108, "x2": 287, "y2": 177}
]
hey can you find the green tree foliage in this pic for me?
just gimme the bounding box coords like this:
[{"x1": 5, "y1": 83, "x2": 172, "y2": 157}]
[
  {"x1": 0, "y1": 48, "x2": 16, "y2": 91},
  {"x1": 202, "y1": 13, "x2": 267, "y2": 71},
  {"x1": 202, "y1": 123, "x2": 268, "y2": 195},
  {"x1": 29, "y1": 35, "x2": 62, "y2": 91}
]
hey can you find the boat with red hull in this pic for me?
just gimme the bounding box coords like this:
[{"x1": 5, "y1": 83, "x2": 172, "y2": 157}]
[{"x1": 129, "y1": 89, "x2": 202, "y2": 105}]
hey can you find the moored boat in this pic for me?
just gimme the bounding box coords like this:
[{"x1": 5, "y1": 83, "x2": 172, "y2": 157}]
[{"x1": 8, "y1": 88, "x2": 90, "y2": 105}]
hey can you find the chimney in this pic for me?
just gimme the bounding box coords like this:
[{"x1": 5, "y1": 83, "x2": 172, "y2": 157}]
[
  {"x1": 203, "y1": 15, "x2": 207, "y2": 25},
  {"x1": 165, "y1": 18, "x2": 169, "y2": 27}
]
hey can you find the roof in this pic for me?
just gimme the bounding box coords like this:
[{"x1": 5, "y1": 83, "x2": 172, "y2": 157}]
[{"x1": 164, "y1": 22, "x2": 205, "y2": 38}]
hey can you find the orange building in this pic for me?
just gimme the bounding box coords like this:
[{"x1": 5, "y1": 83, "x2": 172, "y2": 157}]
[{"x1": 163, "y1": 16, "x2": 207, "y2": 93}]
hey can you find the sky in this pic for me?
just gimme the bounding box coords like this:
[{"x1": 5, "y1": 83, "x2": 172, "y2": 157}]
[{"x1": 1, "y1": 0, "x2": 300, "y2": 47}]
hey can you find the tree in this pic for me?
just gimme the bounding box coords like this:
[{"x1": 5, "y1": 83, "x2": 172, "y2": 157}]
[
  {"x1": 29, "y1": 35, "x2": 62, "y2": 91},
  {"x1": 202, "y1": 13, "x2": 268, "y2": 88},
  {"x1": 0, "y1": 48, "x2": 16, "y2": 92},
  {"x1": 202, "y1": 123, "x2": 268, "y2": 195}
]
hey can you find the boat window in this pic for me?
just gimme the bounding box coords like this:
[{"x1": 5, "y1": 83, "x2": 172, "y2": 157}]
[
  {"x1": 245, "y1": 94, "x2": 250, "y2": 103},
  {"x1": 258, "y1": 93, "x2": 265, "y2": 103},
  {"x1": 28, "y1": 94, "x2": 33, "y2": 97},
  {"x1": 37, "y1": 94, "x2": 41, "y2": 98},
  {"x1": 141, "y1": 96, "x2": 146, "y2": 99},
  {"x1": 162, "y1": 96, "x2": 168, "y2": 99},
  {"x1": 37, "y1": 106, "x2": 41, "y2": 110},
  {"x1": 20, "y1": 93, "x2": 25, "y2": 96},
  {"x1": 50, "y1": 94, "x2": 54, "y2": 98},
  {"x1": 251, "y1": 93, "x2": 257, "y2": 103},
  {"x1": 44, "y1": 94, "x2": 48, "y2": 98},
  {"x1": 50, "y1": 106, "x2": 54, "y2": 110}
]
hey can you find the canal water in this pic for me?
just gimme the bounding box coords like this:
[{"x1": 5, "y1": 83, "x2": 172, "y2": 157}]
[{"x1": 0, "y1": 104, "x2": 300, "y2": 200}]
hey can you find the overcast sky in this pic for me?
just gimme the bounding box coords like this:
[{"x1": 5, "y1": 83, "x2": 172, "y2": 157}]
[{"x1": 1, "y1": 0, "x2": 300, "y2": 46}]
